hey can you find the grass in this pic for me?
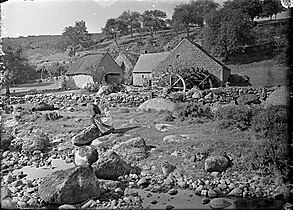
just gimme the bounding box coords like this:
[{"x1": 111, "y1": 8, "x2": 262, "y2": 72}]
[
  {"x1": 227, "y1": 59, "x2": 289, "y2": 87},
  {"x1": 3, "y1": 102, "x2": 272, "y2": 181}
]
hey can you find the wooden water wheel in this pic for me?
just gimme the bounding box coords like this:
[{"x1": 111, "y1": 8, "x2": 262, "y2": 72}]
[{"x1": 157, "y1": 73, "x2": 186, "y2": 93}]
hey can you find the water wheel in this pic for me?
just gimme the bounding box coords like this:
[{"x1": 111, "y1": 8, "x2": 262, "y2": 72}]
[{"x1": 157, "y1": 73, "x2": 186, "y2": 93}]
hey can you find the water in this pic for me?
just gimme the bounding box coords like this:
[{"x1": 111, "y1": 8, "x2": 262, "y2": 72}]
[
  {"x1": 135, "y1": 189, "x2": 236, "y2": 209},
  {"x1": 19, "y1": 159, "x2": 75, "y2": 179}
]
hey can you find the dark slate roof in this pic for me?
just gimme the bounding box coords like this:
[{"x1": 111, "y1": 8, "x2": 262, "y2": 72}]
[
  {"x1": 66, "y1": 53, "x2": 106, "y2": 75},
  {"x1": 132, "y1": 52, "x2": 169, "y2": 73}
]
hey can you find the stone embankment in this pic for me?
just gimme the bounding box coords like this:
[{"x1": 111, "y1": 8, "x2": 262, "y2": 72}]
[{"x1": 0, "y1": 86, "x2": 279, "y2": 109}]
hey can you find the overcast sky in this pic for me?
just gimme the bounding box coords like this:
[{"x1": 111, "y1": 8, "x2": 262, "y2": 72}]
[
  {"x1": 1, "y1": 0, "x2": 192, "y2": 38},
  {"x1": 1, "y1": 0, "x2": 289, "y2": 38}
]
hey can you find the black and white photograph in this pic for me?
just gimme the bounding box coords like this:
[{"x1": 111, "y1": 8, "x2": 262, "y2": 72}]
[{"x1": 0, "y1": 0, "x2": 292, "y2": 209}]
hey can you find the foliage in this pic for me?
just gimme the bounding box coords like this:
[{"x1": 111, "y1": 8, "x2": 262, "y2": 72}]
[
  {"x1": 261, "y1": 0, "x2": 286, "y2": 20},
  {"x1": 203, "y1": 6, "x2": 256, "y2": 60},
  {"x1": 170, "y1": 92, "x2": 186, "y2": 102},
  {"x1": 37, "y1": 62, "x2": 69, "y2": 78},
  {"x1": 2, "y1": 45, "x2": 38, "y2": 85},
  {"x1": 162, "y1": 110, "x2": 175, "y2": 122},
  {"x1": 142, "y1": 10, "x2": 167, "y2": 37},
  {"x1": 224, "y1": 0, "x2": 263, "y2": 21},
  {"x1": 102, "y1": 18, "x2": 128, "y2": 40},
  {"x1": 214, "y1": 105, "x2": 258, "y2": 129},
  {"x1": 118, "y1": 10, "x2": 141, "y2": 37},
  {"x1": 174, "y1": 102, "x2": 213, "y2": 121},
  {"x1": 249, "y1": 106, "x2": 290, "y2": 175},
  {"x1": 62, "y1": 20, "x2": 93, "y2": 51},
  {"x1": 172, "y1": 0, "x2": 218, "y2": 36}
]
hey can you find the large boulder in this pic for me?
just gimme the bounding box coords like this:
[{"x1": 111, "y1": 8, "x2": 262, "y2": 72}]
[
  {"x1": 32, "y1": 102, "x2": 57, "y2": 111},
  {"x1": 112, "y1": 137, "x2": 147, "y2": 162},
  {"x1": 236, "y1": 94, "x2": 260, "y2": 105},
  {"x1": 265, "y1": 86, "x2": 290, "y2": 107},
  {"x1": 92, "y1": 150, "x2": 138, "y2": 180},
  {"x1": 72, "y1": 125, "x2": 101, "y2": 146},
  {"x1": 163, "y1": 134, "x2": 190, "y2": 143},
  {"x1": 137, "y1": 98, "x2": 175, "y2": 112},
  {"x1": 204, "y1": 156, "x2": 230, "y2": 173},
  {"x1": 22, "y1": 132, "x2": 50, "y2": 152},
  {"x1": 74, "y1": 145, "x2": 98, "y2": 167},
  {"x1": 1, "y1": 132, "x2": 14, "y2": 151},
  {"x1": 209, "y1": 198, "x2": 232, "y2": 209},
  {"x1": 38, "y1": 166, "x2": 101, "y2": 205}
]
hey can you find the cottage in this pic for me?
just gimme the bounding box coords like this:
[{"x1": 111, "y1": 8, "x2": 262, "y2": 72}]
[
  {"x1": 132, "y1": 52, "x2": 169, "y2": 86},
  {"x1": 132, "y1": 38, "x2": 231, "y2": 87},
  {"x1": 66, "y1": 52, "x2": 123, "y2": 89},
  {"x1": 115, "y1": 52, "x2": 139, "y2": 84}
]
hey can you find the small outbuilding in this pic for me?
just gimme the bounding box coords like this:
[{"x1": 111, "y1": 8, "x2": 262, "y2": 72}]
[
  {"x1": 132, "y1": 52, "x2": 169, "y2": 86},
  {"x1": 66, "y1": 52, "x2": 123, "y2": 88}
]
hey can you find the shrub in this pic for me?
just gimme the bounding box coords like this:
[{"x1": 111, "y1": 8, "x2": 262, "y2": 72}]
[
  {"x1": 174, "y1": 102, "x2": 213, "y2": 121},
  {"x1": 170, "y1": 92, "x2": 186, "y2": 103},
  {"x1": 119, "y1": 107, "x2": 130, "y2": 113},
  {"x1": 250, "y1": 106, "x2": 290, "y2": 175},
  {"x1": 215, "y1": 105, "x2": 258, "y2": 129}
]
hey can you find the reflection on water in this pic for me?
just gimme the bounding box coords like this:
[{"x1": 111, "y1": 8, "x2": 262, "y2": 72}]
[
  {"x1": 135, "y1": 189, "x2": 236, "y2": 209},
  {"x1": 20, "y1": 159, "x2": 75, "y2": 179}
]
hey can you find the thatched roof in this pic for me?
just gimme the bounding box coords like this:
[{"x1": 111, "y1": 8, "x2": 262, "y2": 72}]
[
  {"x1": 67, "y1": 53, "x2": 107, "y2": 76},
  {"x1": 132, "y1": 52, "x2": 169, "y2": 73}
]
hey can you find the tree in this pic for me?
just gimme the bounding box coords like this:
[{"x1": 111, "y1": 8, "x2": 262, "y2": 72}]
[
  {"x1": 202, "y1": 6, "x2": 256, "y2": 61},
  {"x1": 118, "y1": 10, "x2": 141, "y2": 37},
  {"x1": 261, "y1": 0, "x2": 286, "y2": 20},
  {"x1": 2, "y1": 45, "x2": 38, "y2": 94},
  {"x1": 172, "y1": 0, "x2": 218, "y2": 37},
  {"x1": 142, "y1": 10, "x2": 167, "y2": 37},
  {"x1": 62, "y1": 20, "x2": 93, "y2": 54},
  {"x1": 224, "y1": 0, "x2": 262, "y2": 21},
  {"x1": 102, "y1": 18, "x2": 128, "y2": 43}
]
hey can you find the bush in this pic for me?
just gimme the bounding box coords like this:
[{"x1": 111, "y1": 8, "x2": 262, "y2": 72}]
[
  {"x1": 119, "y1": 107, "x2": 130, "y2": 113},
  {"x1": 215, "y1": 105, "x2": 258, "y2": 129},
  {"x1": 159, "y1": 110, "x2": 174, "y2": 122},
  {"x1": 174, "y1": 102, "x2": 213, "y2": 121},
  {"x1": 249, "y1": 106, "x2": 290, "y2": 175},
  {"x1": 170, "y1": 92, "x2": 186, "y2": 103}
]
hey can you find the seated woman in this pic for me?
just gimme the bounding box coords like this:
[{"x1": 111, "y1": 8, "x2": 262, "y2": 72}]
[{"x1": 90, "y1": 99, "x2": 115, "y2": 135}]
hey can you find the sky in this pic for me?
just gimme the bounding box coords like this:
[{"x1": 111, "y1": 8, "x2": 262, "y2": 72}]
[
  {"x1": 1, "y1": 0, "x2": 290, "y2": 38},
  {"x1": 1, "y1": 0, "x2": 192, "y2": 38}
]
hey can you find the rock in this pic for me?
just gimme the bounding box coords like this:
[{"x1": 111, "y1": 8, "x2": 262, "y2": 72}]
[
  {"x1": 1, "y1": 133, "x2": 14, "y2": 151},
  {"x1": 92, "y1": 150, "x2": 138, "y2": 180},
  {"x1": 168, "y1": 189, "x2": 178, "y2": 195},
  {"x1": 1, "y1": 185, "x2": 12, "y2": 199},
  {"x1": 59, "y1": 204, "x2": 76, "y2": 209},
  {"x1": 208, "y1": 188, "x2": 217, "y2": 198},
  {"x1": 195, "y1": 185, "x2": 204, "y2": 195},
  {"x1": 265, "y1": 86, "x2": 290, "y2": 107},
  {"x1": 32, "y1": 102, "x2": 56, "y2": 111},
  {"x1": 163, "y1": 134, "x2": 190, "y2": 143},
  {"x1": 137, "y1": 177, "x2": 150, "y2": 188},
  {"x1": 72, "y1": 125, "x2": 101, "y2": 146},
  {"x1": 112, "y1": 137, "x2": 147, "y2": 162},
  {"x1": 210, "y1": 172, "x2": 220, "y2": 177},
  {"x1": 155, "y1": 124, "x2": 174, "y2": 132},
  {"x1": 22, "y1": 132, "x2": 50, "y2": 152},
  {"x1": 97, "y1": 179, "x2": 122, "y2": 190},
  {"x1": 17, "y1": 201, "x2": 29, "y2": 208},
  {"x1": 236, "y1": 94, "x2": 260, "y2": 105},
  {"x1": 204, "y1": 156, "x2": 230, "y2": 173},
  {"x1": 38, "y1": 166, "x2": 101, "y2": 204},
  {"x1": 228, "y1": 187, "x2": 243, "y2": 196},
  {"x1": 202, "y1": 197, "x2": 211, "y2": 205},
  {"x1": 74, "y1": 145, "x2": 98, "y2": 167},
  {"x1": 97, "y1": 85, "x2": 111, "y2": 95},
  {"x1": 209, "y1": 198, "x2": 232, "y2": 209},
  {"x1": 161, "y1": 161, "x2": 176, "y2": 176},
  {"x1": 192, "y1": 90, "x2": 203, "y2": 99},
  {"x1": 137, "y1": 98, "x2": 176, "y2": 112},
  {"x1": 1, "y1": 198, "x2": 17, "y2": 209}
]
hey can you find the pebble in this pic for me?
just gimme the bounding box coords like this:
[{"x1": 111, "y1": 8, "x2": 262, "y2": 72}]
[
  {"x1": 201, "y1": 197, "x2": 211, "y2": 204},
  {"x1": 59, "y1": 204, "x2": 76, "y2": 209}
]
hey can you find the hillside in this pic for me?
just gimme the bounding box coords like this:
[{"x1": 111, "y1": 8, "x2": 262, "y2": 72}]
[{"x1": 2, "y1": 18, "x2": 289, "y2": 88}]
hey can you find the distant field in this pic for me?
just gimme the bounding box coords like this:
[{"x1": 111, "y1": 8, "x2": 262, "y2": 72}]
[{"x1": 227, "y1": 59, "x2": 289, "y2": 87}]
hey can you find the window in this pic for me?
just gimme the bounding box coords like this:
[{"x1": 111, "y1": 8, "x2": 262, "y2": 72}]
[{"x1": 142, "y1": 75, "x2": 144, "y2": 78}]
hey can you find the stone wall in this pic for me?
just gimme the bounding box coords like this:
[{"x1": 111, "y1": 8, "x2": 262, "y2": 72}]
[{"x1": 0, "y1": 86, "x2": 279, "y2": 109}]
